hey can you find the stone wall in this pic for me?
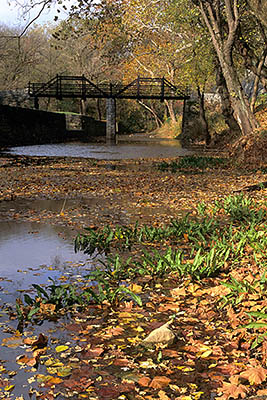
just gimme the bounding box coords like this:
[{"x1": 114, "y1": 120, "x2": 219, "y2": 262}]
[
  {"x1": 66, "y1": 114, "x2": 106, "y2": 137},
  {"x1": 0, "y1": 105, "x2": 66, "y2": 147},
  {"x1": 82, "y1": 116, "x2": 106, "y2": 137},
  {"x1": 0, "y1": 89, "x2": 34, "y2": 109},
  {"x1": 0, "y1": 105, "x2": 107, "y2": 147}
]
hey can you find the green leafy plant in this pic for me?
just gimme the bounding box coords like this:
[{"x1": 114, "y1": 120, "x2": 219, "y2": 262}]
[
  {"x1": 242, "y1": 311, "x2": 267, "y2": 349},
  {"x1": 83, "y1": 279, "x2": 142, "y2": 307},
  {"x1": 220, "y1": 271, "x2": 267, "y2": 308},
  {"x1": 157, "y1": 156, "x2": 227, "y2": 173}
]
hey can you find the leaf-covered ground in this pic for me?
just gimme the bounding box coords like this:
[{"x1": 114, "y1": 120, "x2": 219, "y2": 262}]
[{"x1": 0, "y1": 153, "x2": 267, "y2": 400}]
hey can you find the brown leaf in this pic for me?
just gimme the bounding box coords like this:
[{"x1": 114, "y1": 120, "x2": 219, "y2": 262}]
[
  {"x1": 257, "y1": 389, "x2": 267, "y2": 396},
  {"x1": 113, "y1": 358, "x2": 129, "y2": 366},
  {"x1": 83, "y1": 347, "x2": 104, "y2": 358},
  {"x1": 158, "y1": 303, "x2": 179, "y2": 312},
  {"x1": 16, "y1": 354, "x2": 37, "y2": 367},
  {"x1": 23, "y1": 333, "x2": 48, "y2": 348},
  {"x1": 149, "y1": 376, "x2": 171, "y2": 389},
  {"x1": 97, "y1": 386, "x2": 120, "y2": 399},
  {"x1": 227, "y1": 305, "x2": 240, "y2": 329},
  {"x1": 220, "y1": 379, "x2": 249, "y2": 399},
  {"x1": 240, "y1": 366, "x2": 267, "y2": 385},
  {"x1": 170, "y1": 287, "x2": 187, "y2": 297},
  {"x1": 105, "y1": 326, "x2": 124, "y2": 337},
  {"x1": 117, "y1": 381, "x2": 135, "y2": 393},
  {"x1": 162, "y1": 349, "x2": 179, "y2": 358},
  {"x1": 158, "y1": 390, "x2": 171, "y2": 400},
  {"x1": 39, "y1": 303, "x2": 56, "y2": 314},
  {"x1": 45, "y1": 376, "x2": 63, "y2": 386},
  {"x1": 138, "y1": 376, "x2": 151, "y2": 387}
]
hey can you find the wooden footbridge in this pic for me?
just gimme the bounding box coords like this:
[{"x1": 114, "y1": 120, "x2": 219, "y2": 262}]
[{"x1": 28, "y1": 75, "x2": 189, "y2": 140}]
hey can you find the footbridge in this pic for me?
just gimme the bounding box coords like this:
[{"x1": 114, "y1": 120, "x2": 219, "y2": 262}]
[{"x1": 28, "y1": 75, "x2": 189, "y2": 141}]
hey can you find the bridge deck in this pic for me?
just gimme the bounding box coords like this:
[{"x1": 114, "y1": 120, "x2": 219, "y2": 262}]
[{"x1": 28, "y1": 75, "x2": 189, "y2": 100}]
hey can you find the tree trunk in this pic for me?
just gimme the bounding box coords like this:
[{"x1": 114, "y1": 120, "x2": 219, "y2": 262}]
[
  {"x1": 215, "y1": 62, "x2": 241, "y2": 134},
  {"x1": 164, "y1": 100, "x2": 176, "y2": 123},
  {"x1": 96, "y1": 98, "x2": 102, "y2": 120},
  {"x1": 197, "y1": 86, "x2": 211, "y2": 145},
  {"x1": 198, "y1": 0, "x2": 259, "y2": 136},
  {"x1": 137, "y1": 100, "x2": 163, "y2": 128},
  {"x1": 250, "y1": 49, "x2": 267, "y2": 112},
  {"x1": 80, "y1": 99, "x2": 86, "y2": 115}
]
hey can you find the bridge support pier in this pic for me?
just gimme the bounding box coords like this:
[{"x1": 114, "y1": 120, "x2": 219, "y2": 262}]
[{"x1": 106, "y1": 98, "x2": 116, "y2": 142}]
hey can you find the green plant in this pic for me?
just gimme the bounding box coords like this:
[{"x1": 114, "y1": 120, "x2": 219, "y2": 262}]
[
  {"x1": 83, "y1": 280, "x2": 142, "y2": 307},
  {"x1": 242, "y1": 311, "x2": 267, "y2": 349},
  {"x1": 219, "y1": 273, "x2": 266, "y2": 308},
  {"x1": 157, "y1": 156, "x2": 227, "y2": 173},
  {"x1": 27, "y1": 279, "x2": 82, "y2": 310},
  {"x1": 87, "y1": 254, "x2": 134, "y2": 283}
]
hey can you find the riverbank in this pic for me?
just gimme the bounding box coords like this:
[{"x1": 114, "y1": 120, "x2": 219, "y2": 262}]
[{"x1": 0, "y1": 153, "x2": 267, "y2": 400}]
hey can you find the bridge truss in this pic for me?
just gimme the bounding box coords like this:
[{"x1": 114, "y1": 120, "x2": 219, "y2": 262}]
[
  {"x1": 28, "y1": 75, "x2": 189, "y2": 102},
  {"x1": 28, "y1": 75, "x2": 189, "y2": 141}
]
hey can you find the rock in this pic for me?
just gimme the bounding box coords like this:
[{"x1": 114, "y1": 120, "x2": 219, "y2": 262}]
[{"x1": 143, "y1": 320, "x2": 176, "y2": 346}]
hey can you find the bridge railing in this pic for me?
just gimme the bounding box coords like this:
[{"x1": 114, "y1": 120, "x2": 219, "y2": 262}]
[{"x1": 29, "y1": 75, "x2": 189, "y2": 100}]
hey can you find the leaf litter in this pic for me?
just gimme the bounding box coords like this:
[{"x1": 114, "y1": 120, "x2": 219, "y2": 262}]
[{"x1": 0, "y1": 154, "x2": 266, "y2": 399}]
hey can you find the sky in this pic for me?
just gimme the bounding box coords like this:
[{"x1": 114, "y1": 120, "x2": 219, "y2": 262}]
[{"x1": 0, "y1": 0, "x2": 70, "y2": 29}]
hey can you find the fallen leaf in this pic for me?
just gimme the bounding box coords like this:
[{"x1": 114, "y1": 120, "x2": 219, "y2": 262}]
[
  {"x1": 257, "y1": 389, "x2": 267, "y2": 396},
  {"x1": 158, "y1": 390, "x2": 171, "y2": 400},
  {"x1": 170, "y1": 287, "x2": 187, "y2": 297},
  {"x1": 128, "y1": 283, "x2": 143, "y2": 294},
  {"x1": 83, "y1": 347, "x2": 104, "y2": 358},
  {"x1": 220, "y1": 376, "x2": 249, "y2": 399},
  {"x1": 149, "y1": 376, "x2": 171, "y2": 389},
  {"x1": 113, "y1": 358, "x2": 129, "y2": 366},
  {"x1": 39, "y1": 303, "x2": 56, "y2": 314},
  {"x1": 97, "y1": 386, "x2": 120, "y2": 399},
  {"x1": 16, "y1": 355, "x2": 37, "y2": 367},
  {"x1": 2, "y1": 333, "x2": 23, "y2": 348},
  {"x1": 55, "y1": 345, "x2": 69, "y2": 353},
  {"x1": 138, "y1": 376, "x2": 151, "y2": 387},
  {"x1": 56, "y1": 367, "x2": 72, "y2": 377},
  {"x1": 240, "y1": 366, "x2": 267, "y2": 385}
]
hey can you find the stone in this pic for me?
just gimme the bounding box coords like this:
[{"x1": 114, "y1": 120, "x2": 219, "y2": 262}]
[{"x1": 143, "y1": 320, "x2": 176, "y2": 346}]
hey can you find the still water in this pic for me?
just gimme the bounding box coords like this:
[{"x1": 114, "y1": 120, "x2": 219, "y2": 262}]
[
  {"x1": 0, "y1": 220, "x2": 94, "y2": 300},
  {"x1": 7, "y1": 139, "x2": 192, "y2": 159}
]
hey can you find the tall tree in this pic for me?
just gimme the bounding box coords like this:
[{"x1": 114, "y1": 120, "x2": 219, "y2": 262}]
[{"x1": 191, "y1": 0, "x2": 259, "y2": 135}]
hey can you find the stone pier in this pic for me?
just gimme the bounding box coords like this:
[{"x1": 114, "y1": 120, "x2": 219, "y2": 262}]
[{"x1": 106, "y1": 98, "x2": 116, "y2": 142}]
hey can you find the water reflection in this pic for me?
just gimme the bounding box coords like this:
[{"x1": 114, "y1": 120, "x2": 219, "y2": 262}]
[
  {"x1": 0, "y1": 221, "x2": 86, "y2": 275},
  {"x1": 7, "y1": 139, "x2": 192, "y2": 159},
  {"x1": 0, "y1": 221, "x2": 95, "y2": 306},
  {"x1": 0, "y1": 197, "x2": 104, "y2": 215}
]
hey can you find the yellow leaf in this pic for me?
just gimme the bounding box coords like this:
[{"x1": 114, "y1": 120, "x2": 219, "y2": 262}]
[
  {"x1": 56, "y1": 367, "x2": 72, "y2": 377},
  {"x1": 199, "y1": 349, "x2": 213, "y2": 358},
  {"x1": 55, "y1": 345, "x2": 69, "y2": 353},
  {"x1": 128, "y1": 283, "x2": 142, "y2": 294},
  {"x1": 127, "y1": 336, "x2": 141, "y2": 344},
  {"x1": 192, "y1": 392, "x2": 204, "y2": 400},
  {"x1": 4, "y1": 384, "x2": 15, "y2": 392},
  {"x1": 45, "y1": 358, "x2": 63, "y2": 367}
]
